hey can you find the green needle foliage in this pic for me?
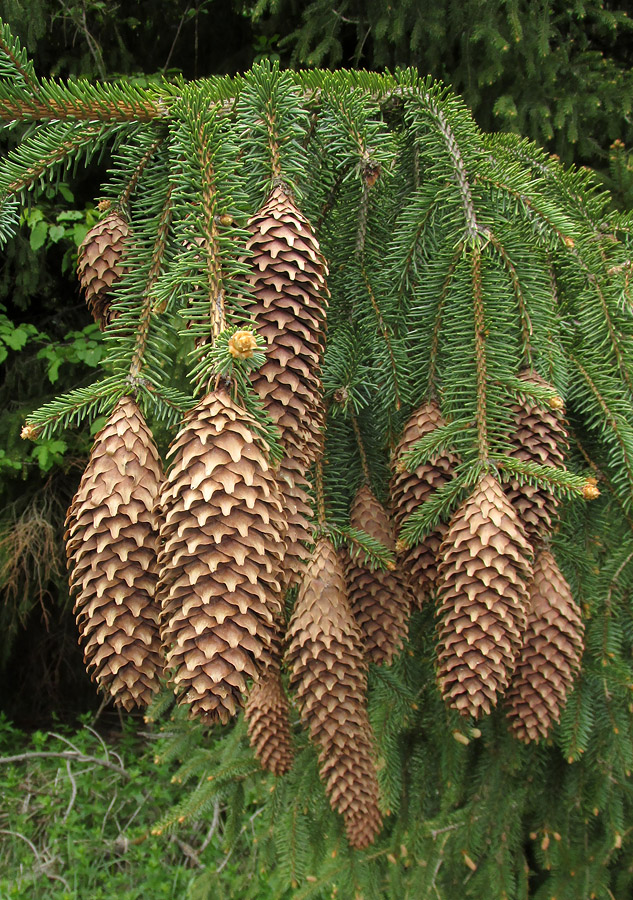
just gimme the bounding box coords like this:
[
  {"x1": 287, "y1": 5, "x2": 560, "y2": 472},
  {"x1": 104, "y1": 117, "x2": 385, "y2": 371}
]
[{"x1": 3, "y1": 19, "x2": 633, "y2": 899}]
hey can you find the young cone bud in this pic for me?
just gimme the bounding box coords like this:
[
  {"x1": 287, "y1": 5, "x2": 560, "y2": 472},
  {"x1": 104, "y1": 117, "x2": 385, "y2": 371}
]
[
  {"x1": 65, "y1": 397, "x2": 164, "y2": 710},
  {"x1": 436, "y1": 474, "x2": 533, "y2": 719},
  {"x1": 505, "y1": 547, "x2": 584, "y2": 742},
  {"x1": 158, "y1": 389, "x2": 286, "y2": 725},
  {"x1": 504, "y1": 370, "x2": 568, "y2": 539},
  {"x1": 286, "y1": 538, "x2": 383, "y2": 849},
  {"x1": 391, "y1": 400, "x2": 458, "y2": 606},
  {"x1": 345, "y1": 485, "x2": 410, "y2": 666},
  {"x1": 77, "y1": 210, "x2": 130, "y2": 329}
]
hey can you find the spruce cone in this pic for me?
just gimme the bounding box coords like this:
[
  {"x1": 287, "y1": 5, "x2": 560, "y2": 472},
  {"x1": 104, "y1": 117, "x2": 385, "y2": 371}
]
[
  {"x1": 65, "y1": 397, "x2": 164, "y2": 711},
  {"x1": 391, "y1": 400, "x2": 458, "y2": 606},
  {"x1": 286, "y1": 537, "x2": 382, "y2": 849},
  {"x1": 77, "y1": 208, "x2": 130, "y2": 329},
  {"x1": 158, "y1": 388, "x2": 286, "y2": 725},
  {"x1": 436, "y1": 474, "x2": 533, "y2": 719},
  {"x1": 245, "y1": 665, "x2": 294, "y2": 776},
  {"x1": 242, "y1": 183, "x2": 328, "y2": 461},
  {"x1": 345, "y1": 485, "x2": 410, "y2": 666},
  {"x1": 241, "y1": 185, "x2": 329, "y2": 586},
  {"x1": 505, "y1": 547, "x2": 584, "y2": 742},
  {"x1": 504, "y1": 370, "x2": 568, "y2": 540}
]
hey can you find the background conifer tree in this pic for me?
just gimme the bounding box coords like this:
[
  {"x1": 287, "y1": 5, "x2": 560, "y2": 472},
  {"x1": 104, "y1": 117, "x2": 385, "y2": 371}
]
[{"x1": 3, "y1": 18, "x2": 633, "y2": 899}]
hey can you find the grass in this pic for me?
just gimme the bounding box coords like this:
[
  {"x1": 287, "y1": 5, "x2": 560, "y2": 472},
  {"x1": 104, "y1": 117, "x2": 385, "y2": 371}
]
[{"x1": 0, "y1": 713, "x2": 220, "y2": 900}]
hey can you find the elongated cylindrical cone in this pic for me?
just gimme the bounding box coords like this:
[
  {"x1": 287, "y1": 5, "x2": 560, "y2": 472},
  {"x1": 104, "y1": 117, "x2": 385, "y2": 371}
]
[
  {"x1": 65, "y1": 397, "x2": 164, "y2": 711},
  {"x1": 504, "y1": 370, "x2": 568, "y2": 540},
  {"x1": 345, "y1": 485, "x2": 410, "y2": 666},
  {"x1": 276, "y1": 441, "x2": 314, "y2": 590},
  {"x1": 505, "y1": 547, "x2": 584, "y2": 742},
  {"x1": 391, "y1": 400, "x2": 458, "y2": 607},
  {"x1": 245, "y1": 665, "x2": 294, "y2": 776},
  {"x1": 242, "y1": 184, "x2": 329, "y2": 465},
  {"x1": 285, "y1": 537, "x2": 383, "y2": 849},
  {"x1": 77, "y1": 209, "x2": 130, "y2": 330},
  {"x1": 436, "y1": 474, "x2": 533, "y2": 719},
  {"x1": 241, "y1": 185, "x2": 328, "y2": 585},
  {"x1": 158, "y1": 388, "x2": 286, "y2": 725}
]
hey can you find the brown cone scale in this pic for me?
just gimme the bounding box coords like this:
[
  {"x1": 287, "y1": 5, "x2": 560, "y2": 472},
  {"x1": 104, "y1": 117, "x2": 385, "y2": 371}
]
[
  {"x1": 65, "y1": 397, "x2": 164, "y2": 711},
  {"x1": 505, "y1": 547, "x2": 584, "y2": 742},
  {"x1": 391, "y1": 400, "x2": 458, "y2": 606},
  {"x1": 245, "y1": 665, "x2": 294, "y2": 776},
  {"x1": 158, "y1": 388, "x2": 286, "y2": 725},
  {"x1": 436, "y1": 474, "x2": 533, "y2": 719},
  {"x1": 504, "y1": 370, "x2": 568, "y2": 540},
  {"x1": 77, "y1": 209, "x2": 130, "y2": 330},
  {"x1": 241, "y1": 185, "x2": 329, "y2": 587},
  {"x1": 285, "y1": 537, "x2": 383, "y2": 849},
  {"x1": 345, "y1": 485, "x2": 410, "y2": 666}
]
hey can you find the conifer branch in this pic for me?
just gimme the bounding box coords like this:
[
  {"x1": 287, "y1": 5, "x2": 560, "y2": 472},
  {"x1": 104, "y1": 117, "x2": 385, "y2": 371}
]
[
  {"x1": 490, "y1": 455, "x2": 588, "y2": 498},
  {"x1": 398, "y1": 202, "x2": 437, "y2": 296},
  {"x1": 412, "y1": 92, "x2": 479, "y2": 241},
  {"x1": 119, "y1": 136, "x2": 165, "y2": 210},
  {"x1": 479, "y1": 174, "x2": 574, "y2": 249},
  {"x1": 570, "y1": 355, "x2": 633, "y2": 498},
  {"x1": 572, "y1": 431, "x2": 633, "y2": 533},
  {"x1": 362, "y1": 266, "x2": 401, "y2": 410},
  {"x1": 0, "y1": 23, "x2": 39, "y2": 91},
  {"x1": 23, "y1": 377, "x2": 126, "y2": 438},
  {"x1": 487, "y1": 231, "x2": 533, "y2": 367},
  {"x1": 0, "y1": 122, "x2": 108, "y2": 197},
  {"x1": 571, "y1": 248, "x2": 633, "y2": 397},
  {"x1": 129, "y1": 183, "x2": 174, "y2": 379},
  {"x1": 355, "y1": 180, "x2": 370, "y2": 257},
  {"x1": 428, "y1": 244, "x2": 463, "y2": 395},
  {"x1": 0, "y1": 79, "x2": 166, "y2": 123},
  {"x1": 349, "y1": 410, "x2": 371, "y2": 485},
  {"x1": 472, "y1": 244, "x2": 489, "y2": 463},
  {"x1": 316, "y1": 163, "x2": 353, "y2": 230}
]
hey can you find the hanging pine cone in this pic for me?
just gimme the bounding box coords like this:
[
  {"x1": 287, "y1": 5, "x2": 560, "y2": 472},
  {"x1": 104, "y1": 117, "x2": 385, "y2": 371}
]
[
  {"x1": 241, "y1": 184, "x2": 329, "y2": 587},
  {"x1": 65, "y1": 396, "x2": 164, "y2": 711},
  {"x1": 77, "y1": 205, "x2": 130, "y2": 330},
  {"x1": 504, "y1": 370, "x2": 568, "y2": 540},
  {"x1": 276, "y1": 444, "x2": 314, "y2": 589},
  {"x1": 436, "y1": 474, "x2": 533, "y2": 719},
  {"x1": 242, "y1": 183, "x2": 328, "y2": 460},
  {"x1": 158, "y1": 388, "x2": 286, "y2": 725},
  {"x1": 344, "y1": 484, "x2": 410, "y2": 666},
  {"x1": 391, "y1": 400, "x2": 458, "y2": 606},
  {"x1": 505, "y1": 547, "x2": 584, "y2": 742},
  {"x1": 285, "y1": 537, "x2": 382, "y2": 849},
  {"x1": 245, "y1": 664, "x2": 294, "y2": 776}
]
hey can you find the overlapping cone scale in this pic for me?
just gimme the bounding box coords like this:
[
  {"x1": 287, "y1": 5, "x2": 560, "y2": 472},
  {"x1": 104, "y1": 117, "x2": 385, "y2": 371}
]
[
  {"x1": 436, "y1": 474, "x2": 533, "y2": 719},
  {"x1": 285, "y1": 537, "x2": 382, "y2": 849},
  {"x1": 276, "y1": 444, "x2": 314, "y2": 590},
  {"x1": 245, "y1": 664, "x2": 294, "y2": 776},
  {"x1": 345, "y1": 485, "x2": 410, "y2": 666},
  {"x1": 504, "y1": 370, "x2": 569, "y2": 540},
  {"x1": 77, "y1": 210, "x2": 130, "y2": 330},
  {"x1": 158, "y1": 388, "x2": 286, "y2": 725},
  {"x1": 65, "y1": 397, "x2": 164, "y2": 711},
  {"x1": 241, "y1": 183, "x2": 329, "y2": 464},
  {"x1": 505, "y1": 547, "x2": 584, "y2": 742},
  {"x1": 391, "y1": 400, "x2": 458, "y2": 606}
]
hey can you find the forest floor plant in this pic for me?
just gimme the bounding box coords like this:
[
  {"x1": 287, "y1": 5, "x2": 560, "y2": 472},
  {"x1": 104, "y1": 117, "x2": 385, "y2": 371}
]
[{"x1": 2, "y1": 17, "x2": 633, "y2": 898}]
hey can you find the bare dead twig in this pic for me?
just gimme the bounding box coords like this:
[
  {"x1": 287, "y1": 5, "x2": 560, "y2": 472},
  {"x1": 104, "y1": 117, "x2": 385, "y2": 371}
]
[{"x1": 0, "y1": 751, "x2": 130, "y2": 780}]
